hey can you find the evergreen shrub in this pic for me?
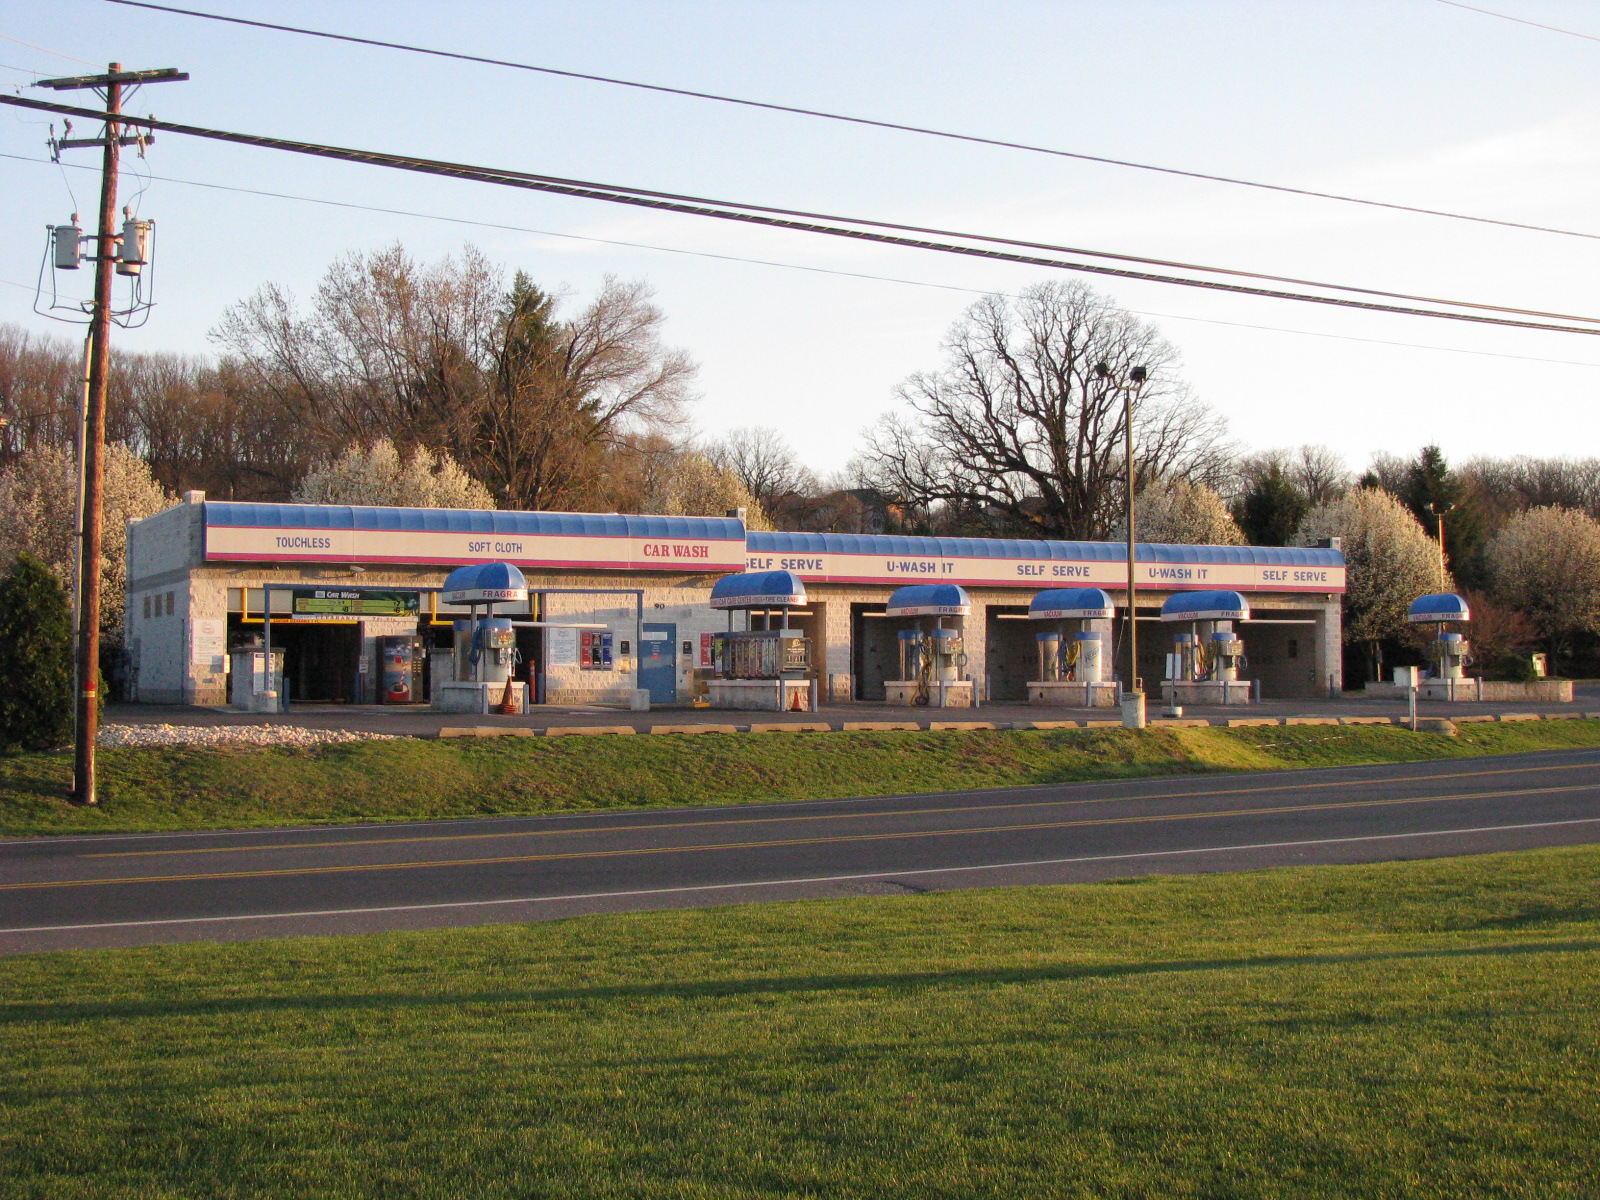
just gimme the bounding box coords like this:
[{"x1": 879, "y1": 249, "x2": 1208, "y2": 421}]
[{"x1": 0, "y1": 553, "x2": 74, "y2": 753}]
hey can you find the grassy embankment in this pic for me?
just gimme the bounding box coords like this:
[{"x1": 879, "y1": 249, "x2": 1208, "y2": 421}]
[
  {"x1": 2, "y1": 845, "x2": 1598, "y2": 1197},
  {"x1": 3, "y1": 719, "x2": 1600, "y2": 836}
]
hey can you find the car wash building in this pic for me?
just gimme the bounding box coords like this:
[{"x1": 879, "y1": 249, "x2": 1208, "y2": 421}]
[{"x1": 124, "y1": 493, "x2": 1346, "y2": 708}]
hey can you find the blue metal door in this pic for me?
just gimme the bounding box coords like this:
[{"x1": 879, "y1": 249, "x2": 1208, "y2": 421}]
[{"x1": 640, "y1": 622, "x2": 677, "y2": 704}]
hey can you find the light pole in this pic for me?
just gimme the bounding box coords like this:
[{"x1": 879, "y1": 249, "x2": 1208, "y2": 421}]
[
  {"x1": 1427, "y1": 501, "x2": 1452, "y2": 589},
  {"x1": 1096, "y1": 361, "x2": 1150, "y2": 729}
]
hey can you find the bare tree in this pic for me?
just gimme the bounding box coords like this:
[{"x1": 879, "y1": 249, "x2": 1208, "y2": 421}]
[
  {"x1": 1230, "y1": 445, "x2": 1350, "y2": 508},
  {"x1": 704, "y1": 426, "x2": 816, "y2": 512},
  {"x1": 0, "y1": 324, "x2": 81, "y2": 465},
  {"x1": 214, "y1": 248, "x2": 695, "y2": 511},
  {"x1": 608, "y1": 434, "x2": 771, "y2": 528},
  {"x1": 1461, "y1": 456, "x2": 1600, "y2": 529},
  {"x1": 214, "y1": 245, "x2": 501, "y2": 452},
  {"x1": 858, "y1": 281, "x2": 1232, "y2": 540}
]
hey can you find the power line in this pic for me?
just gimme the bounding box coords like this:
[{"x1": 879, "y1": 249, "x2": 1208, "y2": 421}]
[
  {"x1": 9, "y1": 150, "x2": 1600, "y2": 370},
  {"x1": 99, "y1": 0, "x2": 1600, "y2": 245},
  {"x1": 1434, "y1": 0, "x2": 1600, "y2": 42},
  {"x1": 0, "y1": 32, "x2": 100, "y2": 66},
  {"x1": 5, "y1": 94, "x2": 1599, "y2": 339}
]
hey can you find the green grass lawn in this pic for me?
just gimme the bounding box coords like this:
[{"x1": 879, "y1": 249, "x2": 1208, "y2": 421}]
[
  {"x1": 3, "y1": 719, "x2": 1600, "y2": 836},
  {"x1": 2, "y1": 846, "x2": 1598, "y2": 1198}
]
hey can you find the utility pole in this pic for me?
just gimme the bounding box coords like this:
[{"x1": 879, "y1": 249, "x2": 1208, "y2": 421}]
[{"x1": 35, "y1": 64, "x2": 186, "y2": 806}]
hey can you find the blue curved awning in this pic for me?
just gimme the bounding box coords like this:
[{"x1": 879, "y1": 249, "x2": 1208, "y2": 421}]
[
  {"x1": 1408, "y1": 592, "x2": 1470, "y2": 623},
  {"x1": 1161, "y1": 589, "x2": 1250, "y2": 621},
  {"x1": 441, "y1": 561, "x2": 528, "y2": 605},
  {"x1": 886, "y1": 583, "x2": 972, "y2": 617},
  {"x1": 709, "y1": 570, "x2": 807, "y2": 609},
  {"x1": 1029, "y1": 587, "x2": 1115, "y2": 620}
]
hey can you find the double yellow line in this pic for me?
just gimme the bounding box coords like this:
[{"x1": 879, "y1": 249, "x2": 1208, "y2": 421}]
[
  {"x1": 5, "y1": 778, "x2": 1595, "y2": 893},
  {"x1": 79, "y1": 759, "x2": 1596, "y2": 860}
]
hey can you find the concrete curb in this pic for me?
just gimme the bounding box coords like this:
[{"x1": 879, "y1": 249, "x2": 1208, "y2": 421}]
[{"x1": 422, "y1": 709, "x2": 1596, "y2": 738}]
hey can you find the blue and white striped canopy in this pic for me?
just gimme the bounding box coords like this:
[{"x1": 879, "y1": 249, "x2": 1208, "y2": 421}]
[
  {"x1": 886, "y1": 583, "x2": 972, "y2": 617},
  {"x1": 1408, "y1": 593, "x2": 1470, "y2": 623},
  {"x1": 1160, "y1": 589, "x2": 1250, "y2": 622},
  {"x1": 709, "y1": 570, "x2": 807, "y2": 610},
  {"x1": 1028, "y1": 587, "x2": 1115, "y2": 620},
  {"x1": 441, "y1": 561, "x2": 528, "y2": 605}
]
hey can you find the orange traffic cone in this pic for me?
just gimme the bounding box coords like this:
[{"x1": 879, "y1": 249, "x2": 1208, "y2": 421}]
[
  {"x1": 789, "y1": 683, "x2": 805, "y2": 712},
  {"x1": 497, "y1": 675, "x2": 520, "y2": 715}
]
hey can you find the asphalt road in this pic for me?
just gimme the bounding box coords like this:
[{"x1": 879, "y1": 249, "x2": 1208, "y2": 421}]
[{"x1": 4, "y1": 747, "x2": 1600, "y2": 955}]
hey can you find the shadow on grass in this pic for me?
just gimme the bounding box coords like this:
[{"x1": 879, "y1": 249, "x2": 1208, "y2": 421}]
[{"x1": 4, "y1": 937, "x2": 1596, "y2": 1026}]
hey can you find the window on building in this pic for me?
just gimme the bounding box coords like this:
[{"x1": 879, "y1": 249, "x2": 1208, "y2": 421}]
[
  {"x1": 142, "y1": 595, "x2": 151, "y2": 619},
  {"x1": 165, "y1": 592, "x2": 175, "y2": 616},
  {"x1": 1287, "y1": 638, "x2": 1299, "y2": 660}
]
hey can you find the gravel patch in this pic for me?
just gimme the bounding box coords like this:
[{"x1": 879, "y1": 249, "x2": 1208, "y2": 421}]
[{"x1": 98, "y1": 723, "x2": 404, "y2": 749}]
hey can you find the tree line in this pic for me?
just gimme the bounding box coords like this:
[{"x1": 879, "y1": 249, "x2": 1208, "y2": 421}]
[{"x1": 2, "y1": 248, "x2": 1597, "y2": 678}]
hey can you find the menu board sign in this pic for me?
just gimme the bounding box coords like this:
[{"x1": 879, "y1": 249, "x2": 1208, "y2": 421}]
[{"x1": 290, "y1": 589, "x2": 420, "y2": 622}]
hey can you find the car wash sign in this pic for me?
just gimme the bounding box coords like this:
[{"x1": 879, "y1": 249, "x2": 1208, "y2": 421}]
[
  {"x1": 290, "y1": 589, "x2": 420, "y2": 622},
  {"x1": 745, "y1": 533, "x2": 1346, "y2": 593},
  {"x1": 204, "y1": 502, "x2": 746, "y2": 573}
]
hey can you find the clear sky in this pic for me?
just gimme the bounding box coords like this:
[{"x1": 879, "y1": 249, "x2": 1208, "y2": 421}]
[{"x1": 3, "y1": 0, "x2": 1599, "y2": 479}]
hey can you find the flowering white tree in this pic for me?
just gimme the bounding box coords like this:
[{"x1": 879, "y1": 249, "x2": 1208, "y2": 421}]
[
  {"x1": 1297, "y1": 487, "x2": 1440, "y2": 681},
  {"x1": 1487, "y1": 505, "x2": 1600, "y2": 665},
  {"x1": 0, "y1": 442, "x2": 173, "y2": 645},
  {"x1": 1111, "y1": 479, "x2": 1243, "y2": 545},
  {"x1": 293, "y1": 440, "x2": 494, "y2": 510}
]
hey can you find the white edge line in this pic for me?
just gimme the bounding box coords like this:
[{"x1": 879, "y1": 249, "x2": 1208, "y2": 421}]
[{"x1": 4, "y1": 816, "x2": 1600, "y2": 937}]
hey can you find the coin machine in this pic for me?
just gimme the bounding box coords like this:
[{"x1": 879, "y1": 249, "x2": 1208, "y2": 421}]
[
  {"x1": 1025, "y1": 587, "x2": 1119, "y2": 707},
  {"x1": 431, "y1": 562, "x2": 531, "y2": 714},
  {"x1": 882, "y1": 583, "x2": 974, "y2": 708},
  {"x1": 1160, "y1": 589, "x2": 1256, "y2": 707}
]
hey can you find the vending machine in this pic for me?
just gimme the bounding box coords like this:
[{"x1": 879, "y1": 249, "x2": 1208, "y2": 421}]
[{"x1": 377, "y1": 635, "x2": 425, "y2": 704}]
